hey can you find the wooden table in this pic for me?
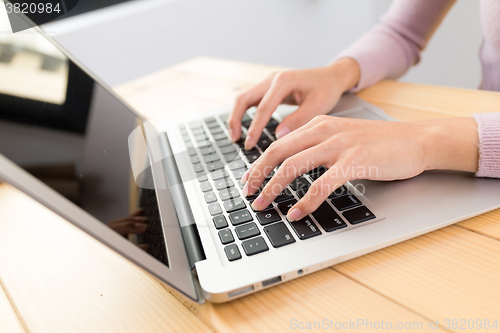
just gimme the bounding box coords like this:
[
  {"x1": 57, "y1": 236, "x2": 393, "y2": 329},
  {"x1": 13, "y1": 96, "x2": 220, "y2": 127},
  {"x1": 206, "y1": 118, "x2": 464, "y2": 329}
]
[{"x1": 1, "y1": 58, "x2": 500, "y2": 333}]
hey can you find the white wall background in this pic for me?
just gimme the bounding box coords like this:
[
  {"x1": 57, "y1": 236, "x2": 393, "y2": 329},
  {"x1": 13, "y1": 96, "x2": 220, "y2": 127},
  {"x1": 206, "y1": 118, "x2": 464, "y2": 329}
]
[{"x1": 42, "y1": 0, "x2": 483, "y2": 89}]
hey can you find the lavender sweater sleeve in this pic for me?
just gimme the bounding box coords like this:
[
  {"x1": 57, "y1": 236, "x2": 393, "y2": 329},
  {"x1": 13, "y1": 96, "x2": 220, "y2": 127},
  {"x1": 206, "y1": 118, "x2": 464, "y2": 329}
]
[
  {"x1": 335, "y1": 0, "x2": 455, "y2": 91},
  {"x1": 335, "y1": 0, "x2": 500, "y2": 178}
]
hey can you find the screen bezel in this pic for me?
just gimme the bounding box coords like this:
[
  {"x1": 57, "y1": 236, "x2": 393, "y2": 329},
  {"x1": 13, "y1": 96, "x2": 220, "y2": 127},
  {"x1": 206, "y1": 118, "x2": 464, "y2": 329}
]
[{"x1": 0, "y1": 15, "x2": 201, "y2": 302}]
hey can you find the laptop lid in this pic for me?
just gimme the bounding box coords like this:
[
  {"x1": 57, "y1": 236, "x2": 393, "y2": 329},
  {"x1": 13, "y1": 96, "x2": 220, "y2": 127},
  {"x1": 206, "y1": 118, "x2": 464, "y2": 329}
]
[{"x1": 0, "y1": 10, "x2": 201, "y2": 301}]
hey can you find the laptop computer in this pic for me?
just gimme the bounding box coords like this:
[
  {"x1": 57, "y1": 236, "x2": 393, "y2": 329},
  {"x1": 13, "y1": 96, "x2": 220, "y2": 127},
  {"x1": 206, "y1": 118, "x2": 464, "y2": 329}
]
[{"x1": 1, "y1": 17, "x2": 500, "y2": 304}]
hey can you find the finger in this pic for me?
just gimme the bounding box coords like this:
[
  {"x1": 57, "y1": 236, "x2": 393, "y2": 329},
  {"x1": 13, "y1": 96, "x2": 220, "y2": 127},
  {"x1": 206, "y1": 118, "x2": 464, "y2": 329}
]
[
  {"x1": 251, "y1": 145, "x2": 334, "y2": 211},
  {"x1": 242, "y1": 126, "x2": 325, "y2": 197},
  {"x1": 130, "y1": 208, "x2": 143, "y2": 216},
  {"x1": 228, "y1": 78, "x2": 272, "y2": 142},
  {"x1": 287, "y1": 162, "x2": 351, "y2": 221},
  {"x1": 275, "y1": 95, "x2": 331, "y2": 139},
  {"x1": 245, "y1": 72, "x2": 298, "y2": 149},
  {"x1": 110, "y1": 221, "x2": 148, "y2": 235}
]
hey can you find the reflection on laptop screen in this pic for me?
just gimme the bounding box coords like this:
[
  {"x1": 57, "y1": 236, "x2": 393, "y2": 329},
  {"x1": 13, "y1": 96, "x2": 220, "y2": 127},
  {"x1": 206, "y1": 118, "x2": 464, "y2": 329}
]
[{"x1": 0, "y1": 29, "x2": 168, "y2": 266}]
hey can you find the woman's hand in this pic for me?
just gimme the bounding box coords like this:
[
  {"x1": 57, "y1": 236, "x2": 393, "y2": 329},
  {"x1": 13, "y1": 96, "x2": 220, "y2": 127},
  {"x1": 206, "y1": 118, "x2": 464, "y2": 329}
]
[
  {"x1": 227, "y1": 58, "x2": 361, "y2": 149},
  {"x1": 241, "y1": 116, "x2": 479, "y2": 222}
]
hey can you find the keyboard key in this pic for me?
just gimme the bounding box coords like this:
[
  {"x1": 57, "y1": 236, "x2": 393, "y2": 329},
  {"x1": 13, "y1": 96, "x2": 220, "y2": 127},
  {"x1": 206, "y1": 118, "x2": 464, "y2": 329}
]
[
  {"x1": 190, "y1": 155, "x2": 200, "y2": 164},
  {"x1": 219, "y1": 113, "x2": 230, "y2": 124},
  {"x1": 219, "y1": 145, "x2": 236, "y2": 154},
  {"x1": 246, "y1": 152, "x2": 260, "y2": 163},
  {"x1": 198, "y1": 142, "x2": 212, "y2": 149},
  {"x1": 197, "y1": 173, "x2": 208, "y2": 182},
  {"x1": 290, "y1": 176, "x2": 310, "y2": 191},
  {"x1": 228, "y1": 159, "x2": 246, "y2": 171},
  {"x1": 203, "y1": 153, "x2": 220, "y2": 163},
  {"x1": 296, "y1": 187, "x2": 309, "y2": 199},
  {"x1": 224, "y1": 198, "x2": 246, "y2": 213},
  {"x1": 185, "y1": 141, "x2": 194, "y2": 148},
  {"x1": 192, "y1": 127, "x2": 205, "y2": 135},
  {"x1": 229, "y1": 209, "x2": 253, "y2": 226},
  {"x1": 208, "y1": 202, "x2": 223, "y2": 216},
  {"x1": 193, "y1": 163, "x2": 205, "y2": 173},
  {"x1": 212, "y1": 133, "x2": 227, "y2": 141},
  {"x1": 194, "y1": 133, "x2": 208, "y2": 142},
  {"x1": 200, "y1": 146, "x2": 216, "y2": 155},
  {"x1": 204, "y1": 116, "x2": 216, "y2": 123},
  {"x1": 207, "y1": 161, "x2": 225, "y2": 171},
  {"x1": 331, "y1": 194, "x2": 362, "y2": 211},
  {"x1": 200, "y1": 181, "x2": 212, "y2": 192},
  {"x1": 209, "y1": 126, "x2": 224, "y2": 134},
  {"x1": 223, "y1": 152, "x2": 239, "y2": 162},
  {"x1": 214, "y1": 177, "x2": 234, "y2": 190},
  {"x1": 187, "y1": 147, "x2": 197, "y2": 156},
  {"x1": 235, "y1": 222, "x2": 260, "y2": 240},
  {"x1": 289, "y1": 217, "x2": 322, "y2": 240},
  {"x1": 257, "y1": 137, "x2": 272, "y2": 150},
  {"x1": 182, "y1": 134, "x2": 191, "y2": 142},
  {"x1": 219, "y1": 229, "x2": 234, "y2": 244},
  {"x1": 274, "y1": 188, "x2": 294, "y2": 203},
  {"x1": 256, "y1": 208, "x2": 281, "y2": 225},
  {"x1": 241, "y1": 147, "x2": 258, "y2": 156},
  {"x1": 266, "y1": 118, "x2": 279, "y2": 129},
  {"x1": 264, "y1": 222, "x2": 296, "y2": 248},
  {"x1": 328, "y1": 185, "x2": 349, "y2": 199},
  {"x1": 242, "y1": 236, "x2": 269, "y2": 256},
  {"x1": 224, "y1": 244, "x2": 242, "y2": 261},
  {"x1": 232, "y1": 168, "x2": 247, "y2": 180},
  {"x1": 311, "y1": 202, "x2": 347, "y2": 232},
  {"x1": 210, "y1": 169, "x2": 228, "y2": 180},
  {"x1": 207, "y1": 120, "x2": 220, "y2": 128},
  {"x1": 277, "y1": 198, "x2": 297, "y2": 215},
  {"x1": 216, "y1": 139, "x2": 232, "y2": 147},
  {"x1": 204, "y1": 191, "x2": 217, "y2": 203},
  {"x1": 213, "y1": 215, "x2": 228, "y2": 229},
  {"x1": 342, "y1": 206, "x2": 376, "y2": 225},
  {"x1": 219, "y1": 187, "x2": 240, "y2": 201},
  {"x1": 242, "y1": 119, "x2": 253, "y2": 128}
]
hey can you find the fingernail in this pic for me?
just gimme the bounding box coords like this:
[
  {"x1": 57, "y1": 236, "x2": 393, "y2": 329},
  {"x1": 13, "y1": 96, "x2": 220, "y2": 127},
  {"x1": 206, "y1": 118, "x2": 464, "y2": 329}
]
[
  {"x1": 228, "y1": 128, "x2": 235, "y2": 142},
  {"x1": 135, "y1": 223, "x2": 147, "y2": 230},
  {"x1": 240, "y1": 169, "x2": 250, "y2": 184},
  {"x1": 242, "y1": 182, "x2": 249, "y2": 197},
  {"x1": 244, "y1": 135, "x2": 253, "y2": 150},
  {"x1": 287, "y1": 208, "x2": 301, "y2": 221},
  {"x1": 275, "y1": 125, "x2": 290, "y2": 139},
  {"x1": 251, "y1": 194, "x2": 264, "y2": 210}
]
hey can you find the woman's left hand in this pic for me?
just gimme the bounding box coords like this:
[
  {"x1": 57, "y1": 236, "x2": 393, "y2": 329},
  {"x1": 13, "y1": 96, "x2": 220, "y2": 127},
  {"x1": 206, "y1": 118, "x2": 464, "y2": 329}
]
[{"x1": 241, "y1": 115, "x2": 479, "y2": 222}]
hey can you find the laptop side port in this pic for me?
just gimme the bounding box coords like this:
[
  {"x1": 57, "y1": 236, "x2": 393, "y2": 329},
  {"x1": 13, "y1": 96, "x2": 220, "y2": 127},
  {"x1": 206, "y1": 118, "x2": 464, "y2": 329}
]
[
  {"x1": 262, "y1": 276, "x2": 282, "y2": 287},
  {"x1": 228, "y1": 285, "x2": 254, "y2": 298}
]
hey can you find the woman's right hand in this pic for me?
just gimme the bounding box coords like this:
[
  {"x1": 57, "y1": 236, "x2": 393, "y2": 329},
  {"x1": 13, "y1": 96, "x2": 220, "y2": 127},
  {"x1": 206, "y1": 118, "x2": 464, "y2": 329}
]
[{"x1": 227, "y1": 57, "x2": 361, "y2": 150}]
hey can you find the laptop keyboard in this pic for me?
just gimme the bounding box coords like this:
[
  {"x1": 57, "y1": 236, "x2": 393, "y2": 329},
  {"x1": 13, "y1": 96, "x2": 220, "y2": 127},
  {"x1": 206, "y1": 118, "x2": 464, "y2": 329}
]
[{"x1": 178, "y1": 112, "x2": 376, "y2": 262}]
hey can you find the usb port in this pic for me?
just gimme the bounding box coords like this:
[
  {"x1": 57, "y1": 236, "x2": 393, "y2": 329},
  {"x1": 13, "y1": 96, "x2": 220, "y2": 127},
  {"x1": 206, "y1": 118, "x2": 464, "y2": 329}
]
[{"x1": 262, "y1": 276, "x2": 282, "y2": 287}]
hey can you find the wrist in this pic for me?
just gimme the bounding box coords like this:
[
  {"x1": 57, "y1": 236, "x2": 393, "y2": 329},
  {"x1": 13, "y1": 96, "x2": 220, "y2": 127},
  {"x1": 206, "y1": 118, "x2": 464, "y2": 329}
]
[
  {"x1": 420, "y1": 117, "x2": 479, "y2": 173},
  {"x1": 327, "y1": 57, "x2": 361, "y2": 93}
]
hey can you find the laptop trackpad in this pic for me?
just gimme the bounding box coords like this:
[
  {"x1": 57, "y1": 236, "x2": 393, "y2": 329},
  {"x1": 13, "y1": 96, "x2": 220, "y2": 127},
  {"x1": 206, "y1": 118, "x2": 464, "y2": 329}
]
[{"x1": 331, "y1": 107, "x2": 388, "y2": 121}]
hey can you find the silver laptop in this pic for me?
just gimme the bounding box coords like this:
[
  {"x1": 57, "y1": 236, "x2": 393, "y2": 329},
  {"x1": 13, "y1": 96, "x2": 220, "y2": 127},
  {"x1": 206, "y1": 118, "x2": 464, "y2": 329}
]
[{"x1": 1, "y1": 22, "x2": 500, "y2": 303}]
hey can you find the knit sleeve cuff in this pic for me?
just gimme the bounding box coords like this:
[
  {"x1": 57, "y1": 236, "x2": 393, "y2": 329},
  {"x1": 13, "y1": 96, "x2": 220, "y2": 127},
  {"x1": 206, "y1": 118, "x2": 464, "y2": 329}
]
[{"x1": 473, "y1": 113, "x2": 500, "y2": 178}]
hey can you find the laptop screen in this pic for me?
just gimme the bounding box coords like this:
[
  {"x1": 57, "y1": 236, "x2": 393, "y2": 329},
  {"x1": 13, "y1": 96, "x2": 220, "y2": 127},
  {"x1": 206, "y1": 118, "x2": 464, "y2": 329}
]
[{"x1": 0, "y1": 27, "x2": 170, "y2": 266}]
